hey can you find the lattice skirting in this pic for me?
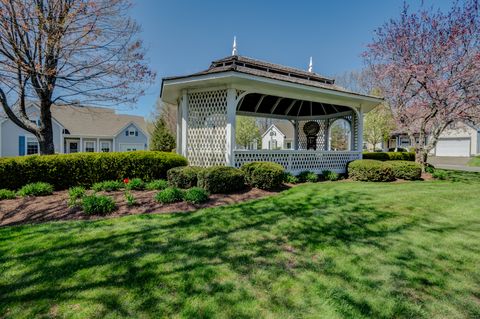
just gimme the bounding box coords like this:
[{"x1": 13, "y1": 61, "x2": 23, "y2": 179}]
[{"x1": 234, "y1": 151, "x2": 361, "y2": 174}]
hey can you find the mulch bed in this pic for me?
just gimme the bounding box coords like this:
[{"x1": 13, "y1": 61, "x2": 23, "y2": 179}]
[{"x1": 0, "y1": 188, "x2": 277, "y2": 227}]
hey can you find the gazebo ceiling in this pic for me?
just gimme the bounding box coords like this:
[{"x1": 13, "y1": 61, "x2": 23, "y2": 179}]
[{"x1": 237, "y1": 93, "x2": 352, "y2": 118}]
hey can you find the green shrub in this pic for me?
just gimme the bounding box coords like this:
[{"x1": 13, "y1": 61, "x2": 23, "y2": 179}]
[
  {"x1": 432, "y1": 170, "x2": 447, "y2": 180},
  {"x1": 154, "y1": 187, "x2": 184, "y2": 204},
  {"x1": 297, "y1": 171, "x2": 318, "y2": 183},
  {"x1": 167, "y1": 166, "x2": 203, "y2": 188},
  {"x1": 125, "y1": 178, "x2": 144, "y2": 190},
  {"x1": 425, "y1": 163, "x2": 435, "y2": 174},
  {"x1": 145, "y1": 179, "x2": 169, "y2": 190},
  {"x1": 0, "y1": 151, "x2": 187, "y2": 190},
  {"x1": 92, "y1": 180, "x2": 123, "y2": 192},
  {"x1": 68, "y1": 186, "x2": 86, "y2": 207},
  {"x1": 17, "y1": 182, "x2": 54, "y2": 197},
  {"x1": 387, "y1": 161, "x2": 422, "y2": 180},
  {"x1": 322, "y1": 170, "x2": 340, "y2": 181},
  {"x1": 197, "y1": 166, "x2": 245, "y2": 194},
  {"x1": 0, "y1": 189, "x2": 16, "y2": 200},
  {"x1": 363, "y1": 152, "x2": 415, "y2": 161},
  {"x1": 124, "y1": 191, "x2": 137, "y2": 206},
  {"x1": 183, "y1": 187, "x2": 209, "y2": 204},
  {"x1": 82, "y1": 194, "x2": 116, "y2": 215},
  {"x1": 348, "y1": 160, "x2": 395, "y2": 182},
  {"x1": 283, "y1": 172, "x2": 299, "y2": 184},
  {"x1": 240, "y1": 162, "x2": 285, "y2": 190}
]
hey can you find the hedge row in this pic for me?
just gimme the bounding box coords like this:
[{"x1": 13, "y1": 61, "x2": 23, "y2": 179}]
[
  {"x1": 348, "y1": 159, "x2": 422, "y2": 182},
  {"x1": 363, "y1": 152, "x2": 415, "y2": 161},
  {"x1": 0, "y1": 151, "x2": 187, "y2": 190}
]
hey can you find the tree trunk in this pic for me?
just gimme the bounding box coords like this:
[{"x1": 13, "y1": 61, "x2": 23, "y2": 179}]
[
  {"x1": 415, "y1": 149, "x2": 428, "y2": 172},
  {"x1": 38, "y1": 100, "x2": 55, "y2": 155}
]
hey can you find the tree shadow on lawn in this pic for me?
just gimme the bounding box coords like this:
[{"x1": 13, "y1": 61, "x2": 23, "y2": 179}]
[{"x1": 0, "y1": 185, "x2": 471, "y2": 318}]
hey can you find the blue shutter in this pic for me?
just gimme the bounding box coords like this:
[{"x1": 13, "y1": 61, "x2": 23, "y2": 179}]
[
  {"x1": 19, "y1": 136, "x2": 25, "y2": 156},
  {"x1": 125, "y1": 130, "x2": 128, "y2": 136},
  {"x1": 135, "y1": 131, "x2": 138, "y2": 136}
]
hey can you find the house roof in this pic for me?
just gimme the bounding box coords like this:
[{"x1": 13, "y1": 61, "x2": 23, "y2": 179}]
[
  {"x1": 162, "y1": 55, "x2": 381, "y2": 100},
  {"x1": 261, "y1": 121, "x2": 294, "y2": 139},
  {"x1": 50, "y1": 104, "x2": 147, "y2": 137}
]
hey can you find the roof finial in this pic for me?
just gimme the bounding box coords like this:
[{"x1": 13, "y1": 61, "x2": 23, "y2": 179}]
[
  {"x1": 232, "y1": 36, "x2": 238, "y2": 56},
  {"x1": 308, "y1": 56, "x2": 313, "y2": 73}
]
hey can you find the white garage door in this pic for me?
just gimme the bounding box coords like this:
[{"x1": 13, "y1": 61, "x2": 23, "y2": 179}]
[
  {"x1": 435, "y1": 138, "x2": 470, "y2": 157},
  {"x1": 119, "y1": 143, "x2": 145, "y2": 152}
]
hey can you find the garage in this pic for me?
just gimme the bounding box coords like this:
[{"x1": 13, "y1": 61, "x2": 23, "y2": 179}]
[
  {"x1": 435, "y1": 138, "x2": 471, "y2": 157},
  {"x1": 119, "y1": 143, "x2": 145, "y2": 152}
]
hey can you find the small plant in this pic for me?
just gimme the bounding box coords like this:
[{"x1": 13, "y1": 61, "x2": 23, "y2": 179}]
[
  {"x1": 124, "y1": 191, "x2": 137, "y2": 206},
  {"x1": 82, "y1": 194, "x2": 116, "y2": 215},
  {"x1": 432, "y1": 170, "x2": 447, "y2": 180},
  {"x1": 145, "y1": 179, "x2": 169, "y2": 190},
  {"x1": 17, "y1": 182, "x2": 54, "y2": 197},
  {"x1": 298, "y1": 171, "x2": 318, "y2": 183},
  {"x1": 183, "y1": 187, "x2": 209, "y2": 204},
  {"x1": 68, "y1": 186, "x2": 86, "y2": 207},
  {"x1": 124, "y1": 178, "x2": 144, "y2": 190},
  {"x1": 283, "y1": 172, "x2": 299, "y2": 184},
  {"x1": 154, "y1": 187, "x2": 183, "y2": 204},
  {"x1": 0, "y1": 189, "x2": 16, "y2": 200},
  {"x1": 322, "y1": 170, "x2": 340, "y2": 181},
  {"x1": 92, "y1": 180, "x2": 123, "y2": 192}
]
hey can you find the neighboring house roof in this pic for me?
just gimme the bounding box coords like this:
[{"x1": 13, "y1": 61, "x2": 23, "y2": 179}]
[
  {"x1": 262, "y1": 121, "x2": 294, "y2": 139},
  {"x1": 51, "y1": 104, "x2": 147, "y2": 137},
  {"x1": 162, "y1": 55, "x2": 380, "y2": 99}
]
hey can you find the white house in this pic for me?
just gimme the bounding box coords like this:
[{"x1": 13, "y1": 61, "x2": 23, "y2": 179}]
[
  {"x1": 261, "y1": 122, "x2": 294, "y2": 150},
  {"x1": 0, "y1": 102, "x2": 149, "y2": 157}
]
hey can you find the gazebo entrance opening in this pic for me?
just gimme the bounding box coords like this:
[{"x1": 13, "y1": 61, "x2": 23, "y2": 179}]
[{"x1": 161, "y1": 55, "x2": 382, "y2": 174}]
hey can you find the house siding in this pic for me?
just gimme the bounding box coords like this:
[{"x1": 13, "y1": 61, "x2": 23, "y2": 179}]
[
  {"x1": 114, "y1": 124, "x2": 148, "y2": 151},
  {"x1": 262, "y1": 126, "x2": 285, "y2": 150}
]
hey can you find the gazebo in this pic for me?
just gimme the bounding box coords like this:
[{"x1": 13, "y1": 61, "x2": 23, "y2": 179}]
[{"x1": 161, "y1": 50, "x2": 382, "y2": 174}]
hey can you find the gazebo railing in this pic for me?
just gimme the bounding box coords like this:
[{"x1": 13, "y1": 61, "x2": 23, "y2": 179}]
[{"x1": 234, "y1": 150, "x2": 361, "y2": 174}]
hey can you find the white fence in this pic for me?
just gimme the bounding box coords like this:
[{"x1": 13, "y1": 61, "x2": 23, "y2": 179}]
[{"x1": 234, "y1": 150, "x2": 361, "y2": 174}]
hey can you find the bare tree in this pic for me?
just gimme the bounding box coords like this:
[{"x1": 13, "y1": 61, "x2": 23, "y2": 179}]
[{"x1": 0, "y1": 0, "x2": 155, "y2": 154}]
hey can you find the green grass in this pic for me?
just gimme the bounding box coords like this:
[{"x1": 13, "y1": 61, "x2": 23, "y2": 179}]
[
  {"x1": 467, "y1": 156, "x2": 480, "y2": 167},
  {"x1": 1, "y1": 172, "x2": 480, "y2": 318}
]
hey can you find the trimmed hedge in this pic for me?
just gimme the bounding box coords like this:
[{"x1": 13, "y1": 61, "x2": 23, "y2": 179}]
[
  {"x1": 0, "y1": 151, "x2": 187, "y2": 190},
  {"x1": 348, "y1": 159, "x2": 395, "y2": 182},
  {"x1": 241, "y1": 162, "x2": 285, "y2": 190},
  {"x1": 167, "y1": 166, "x2": 204, "y2": 189},
  {"x1": 197, "y1": 166, "x2": 246, "y2": 194},
  {"x1": 183, "y1": 187, "x2": 209, "y2": 204},
  {"x1": 363, "y1": 152, "x2": 415, "y2": 161},
  {"x1": 387, "y1": 161, "x2": 422, "y2": 180}
]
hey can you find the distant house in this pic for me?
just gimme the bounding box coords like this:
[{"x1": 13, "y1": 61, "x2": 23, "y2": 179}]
[
  {"x1": 0, "y1": 102, "x2": 149, "y2": 157},
  {"x1": 261, "y1": 122, "x2": 294, "y2": 150},
  {"x1": 384, "y1": 121, "x2": 479, "y2": 157}
]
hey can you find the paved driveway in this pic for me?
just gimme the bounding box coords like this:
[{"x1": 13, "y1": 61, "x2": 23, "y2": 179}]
[{"x1": 428, "y1": 156, "x2": 480, "y2": 172}]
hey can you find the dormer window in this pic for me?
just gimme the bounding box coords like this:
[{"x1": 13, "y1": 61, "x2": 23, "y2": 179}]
[{"x1": 126, "y1": 128, "x2": 138, "y2": 136}]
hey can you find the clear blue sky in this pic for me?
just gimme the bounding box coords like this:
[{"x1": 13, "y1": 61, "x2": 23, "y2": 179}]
[{"x1": 122, "y1": 0, "x2": 454, "y2": 118}]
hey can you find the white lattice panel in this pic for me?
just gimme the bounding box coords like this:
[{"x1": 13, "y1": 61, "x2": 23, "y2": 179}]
[
  {"x1": 187, "y1": 89, "x2": 228, "y2": 166},
  {"x1": 234, "y1": 150, "x2": 361, "y2": 174}
]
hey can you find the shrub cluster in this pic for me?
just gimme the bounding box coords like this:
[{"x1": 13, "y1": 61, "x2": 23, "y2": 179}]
[
  {"x1": 155, "y1": 187, "x2": 184, "y2": 204},
  {"x1": 283, "y1": 172, "x2": 299, "y2": 184},
  {"x1": 363, "y1": 152, "x2": 415, "y2": 161},
  {"x1": 198, "y1": 166, "x2": 245, "y2": 193},
  {"x1": 145, "y1": 179, "x2": 169, "y2": 190},
  {"x1": 17, "y1": 182, "x2": 54, "y2": 197},
  {"x1": 0, "y1": 151, "x2": 187, "y2": 190},
  {"x1": 240, "y1": 162, "x2": 285, "y2": 190},
  {"x1": 0, "y1": 189, "x2": 16, "y2": 200},
  {"x1": 348, "y1": 160, "x2": 395, "y2": 182},
  {"x1": 125, "y1": 178, "x2": 145, "y2": 190},
  {"x1": 82, "y1": 194, "x2": 116, "y2": 215},
  {"x1": 386, "y1": 161, "x2": 422, "y2": 180},
  {"x1": 167, "y1": 166, "x2": 203, "y2": 188},
  {"x1": 297, "y1": 171, "x2": 318, "y2": 183},
  {"x1": 183, "y1": 187, "x2": 209, "y2": 204},
  {"x1": 92, "y1": 180, "x2": 123, "y2": 192},
  {"x1": 322, "y1": 170, "x2": 340, "y2": 181}
]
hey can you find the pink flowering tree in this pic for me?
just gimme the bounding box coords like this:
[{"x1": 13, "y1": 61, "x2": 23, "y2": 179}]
[
  {"x1": 0, "y1": 0, "x2": 155, "y2": 154},
  {"x1": 363, "y1": 0, "x2": 480, "y2": 169}
]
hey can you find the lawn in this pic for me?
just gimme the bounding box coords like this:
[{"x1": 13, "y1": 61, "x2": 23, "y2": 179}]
[
  {"x1": 1, "y1": 173, "x2": 480, "y2": 318},
  {"x1": 468, "y1": 156, "x2": 480, "y2": 167}
]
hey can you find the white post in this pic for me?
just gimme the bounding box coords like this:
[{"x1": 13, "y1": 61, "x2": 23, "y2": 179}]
[
  {"x1": 358, "y1": 109, "x2": 364, "y2": 156},
  {"x1": 176, "y1": 100, "x2": 182, "y2": 154},
  {"x1": 293, "y1": 120, "x2": 299, "y2": 150},
  {"x1": 225, "y1": 88, "x2": 236, "y2": 166},
  {"x1": 79, "y1": 137, "x2": 83, "y2": 152},
  {"x1": 96, "y1": 137, "x2": 100, "y2": 152},
  {"x1": 181, "y1": 90, "x2": 188, "y2": 157}
]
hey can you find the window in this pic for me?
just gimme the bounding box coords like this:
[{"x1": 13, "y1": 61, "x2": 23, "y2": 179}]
[
  {"x1": 286, "y1": 142, "x2": 292, "y2": 149},
  {"x1": 84, "y1": 141, "x2": 95, "y2": 152},
  {"x1": 100, "y1": 141, "x2": 111, "y2": 152},
  {"x1": 329, "y1": 119, "x2": 351, "y2": 151},
  {"x1": 270, "y1": 131, "x2": 276, "y2": 136},
  {"x1": 400, "y1": 137, "x2": 410, "y2": 146},
  {"x1": 26, "y1": 137, "x2": 39, "y2": 155},
  {"x1": 127, "y1": 128, "x2": 137, "y2": 136}
]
